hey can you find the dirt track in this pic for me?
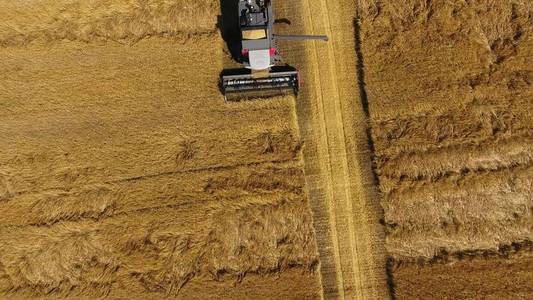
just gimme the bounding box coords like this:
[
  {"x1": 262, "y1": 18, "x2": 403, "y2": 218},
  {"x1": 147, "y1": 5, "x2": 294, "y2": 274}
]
[{"x1": 275, "y1": 0, "x2": 389, "y2": 298}]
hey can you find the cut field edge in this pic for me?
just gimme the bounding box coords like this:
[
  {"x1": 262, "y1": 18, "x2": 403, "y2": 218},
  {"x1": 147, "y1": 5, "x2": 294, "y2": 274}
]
[
  {"x1": 373, "y1": 125, "x2": 533, "y2": 160},
  {"x1": 389, "y1": 240, "x2": 533, "y2": 268},
  {"x1": 0, "y1": 30, "x2": 220, "y2": 49},
  {"x1": 1, "y1": 188, "x2": 306, "y2": 229},
  {"x1": 4, "y1": 156, "x2": 302, "y2": 200},
  {"x1": 380, "y1": 157, "x2": 533, "y2": 195},
  {"x1": 375, "y1": 131, "x2": 533, "y2": 163}
]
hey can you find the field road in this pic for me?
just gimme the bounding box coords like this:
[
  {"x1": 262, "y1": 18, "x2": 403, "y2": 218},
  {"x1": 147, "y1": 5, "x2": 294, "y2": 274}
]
[{"x1": 275, "y1": 0, "x2": 390, "y2": 299}]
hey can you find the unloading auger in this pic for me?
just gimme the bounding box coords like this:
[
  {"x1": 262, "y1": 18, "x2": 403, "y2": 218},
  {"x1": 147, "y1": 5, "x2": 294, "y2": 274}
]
[{"x1": 221, "y1": 0, "x2": 328, "y2": 101}]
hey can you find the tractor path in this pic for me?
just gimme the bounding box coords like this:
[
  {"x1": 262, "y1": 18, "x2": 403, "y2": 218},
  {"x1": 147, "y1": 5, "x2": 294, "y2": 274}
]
[{"x1": 276, "y1": 0, "x2": 390, "y2": 298}]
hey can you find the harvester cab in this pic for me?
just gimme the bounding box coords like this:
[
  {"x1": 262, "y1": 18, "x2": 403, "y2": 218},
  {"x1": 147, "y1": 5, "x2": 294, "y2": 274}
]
[{"x1": 221, "y1": 0, "x2": 328, "y2": 101}]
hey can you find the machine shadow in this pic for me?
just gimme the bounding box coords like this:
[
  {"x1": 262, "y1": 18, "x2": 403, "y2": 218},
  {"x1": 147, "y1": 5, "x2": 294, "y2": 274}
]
[
  {"x1": 354, "y1": 17, "x2": 397, "y2": 300},
  {"x1": 218, "y1": 0, "x2": 241, "y2": 62}
]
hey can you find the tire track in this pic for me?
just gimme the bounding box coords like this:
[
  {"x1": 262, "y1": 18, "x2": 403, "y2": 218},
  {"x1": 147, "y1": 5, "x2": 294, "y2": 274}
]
[
  {"x1": 300, "y1": 0, "x2": 347, "y2": 296},
  {"x1": 290, "y1": 0, "x2": 390, "y2": 298},
  {"x1": 302, "y1": 0, "x2": 362, "y2": 298}
]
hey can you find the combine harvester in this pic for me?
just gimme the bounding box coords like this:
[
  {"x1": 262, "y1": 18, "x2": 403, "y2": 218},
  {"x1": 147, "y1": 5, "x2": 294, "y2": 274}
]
[{"x1": 221, "y1": 0, "x2": 328, "y2": 101}]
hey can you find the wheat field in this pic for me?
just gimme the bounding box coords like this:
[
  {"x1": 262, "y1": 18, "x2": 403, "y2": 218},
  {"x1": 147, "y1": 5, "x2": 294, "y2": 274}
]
[
  {"x1": 0, "y1": 0, "x2": 324, "y2": 298},
  {"x1": 1, "y1": 0, "x2": 532, "y2": 299},
  {"x1": 358, "y1": 0, "x2": 532, "y2": 298}
]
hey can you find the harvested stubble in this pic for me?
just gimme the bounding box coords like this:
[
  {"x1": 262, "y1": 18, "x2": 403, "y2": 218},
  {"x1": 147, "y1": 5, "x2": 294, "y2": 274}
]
[{"x1": 358, "y1": 0, "x2": 533, "y2": 298}]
